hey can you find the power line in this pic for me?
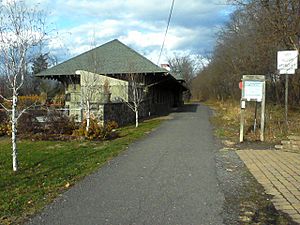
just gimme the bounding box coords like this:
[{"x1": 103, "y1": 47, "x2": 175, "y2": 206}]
[{"x1": 157, "y1": 0, "x2": 175, "y2": 65}]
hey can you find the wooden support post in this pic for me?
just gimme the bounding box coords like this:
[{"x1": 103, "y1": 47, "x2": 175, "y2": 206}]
[
  {"x1": 240, "y1": 105, "x2": 245, "y2": 143},
  {"x1": 260, "y1": 81, "x2": 266, "y2": 142},
  {"x1": 254, "y1": 102, "x2": 258, "y2": 133}
]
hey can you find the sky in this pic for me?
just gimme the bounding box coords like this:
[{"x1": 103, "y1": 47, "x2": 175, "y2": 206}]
[{"x1": 29, "y1": 0, "x2": 233, "y2": 65}]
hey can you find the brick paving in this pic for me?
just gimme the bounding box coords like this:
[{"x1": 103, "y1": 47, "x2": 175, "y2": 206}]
[{"x1": 237, "y1": 150, "x2": 300, "y2": 224}]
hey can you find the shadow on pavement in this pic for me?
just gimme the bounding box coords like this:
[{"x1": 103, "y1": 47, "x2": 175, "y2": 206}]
[{"x1": 174, "y1": 104, "x2": 198, "y2": 113}]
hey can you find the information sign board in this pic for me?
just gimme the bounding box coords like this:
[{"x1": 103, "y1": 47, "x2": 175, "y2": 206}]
[
  {"x1": 240, "y1": 75, "x2": 266, "y2": 142},
  {"x1": 243, "y1": 80, "x2": 264, "y2": 102}
]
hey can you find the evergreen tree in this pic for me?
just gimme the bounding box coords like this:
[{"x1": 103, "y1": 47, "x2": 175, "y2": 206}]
[{"x1": 32, "y1": 53, "x2": 49, "y2": 75}]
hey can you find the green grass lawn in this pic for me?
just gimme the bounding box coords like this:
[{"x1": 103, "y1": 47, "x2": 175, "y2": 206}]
[{"x1": 0, "y1": 119, "x2": 162, "y2": 225}]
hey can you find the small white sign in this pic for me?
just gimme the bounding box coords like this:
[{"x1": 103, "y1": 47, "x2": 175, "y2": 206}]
[
  {"x1": 241, "y1": 100, "x2": 246, "y2": 109},
  {"x1": 243, "y1": 81, "x2": 263, "y2": 102},
  {"x1": 277, "y1": 50, "x2": 298, "y2": 74}
]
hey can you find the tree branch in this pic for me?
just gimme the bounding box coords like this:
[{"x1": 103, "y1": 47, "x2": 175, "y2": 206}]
[
  {"x1": 0, "y1": 94, "x2": 12, "y2": 102},
  {"x1": 16, "y1": 102, "x2": 37, "y2": 121},
  {"x1": 0, "y1": 102, "x2": 11, "y2": 112}
]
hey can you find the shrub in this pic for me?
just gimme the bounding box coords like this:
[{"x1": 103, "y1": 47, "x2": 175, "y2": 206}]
[
  {"x1": 102, "y1": 120, "x2": 118, "y2": 139},
  {"x1": 16, "y1": 110, "x2": 77, "y2": 140},
  {"x1": 0, "y1": 120, "x2": 11, "y2": 136},
  {"x1": 73, "y1": 119, "x2": 118, "y2": 140},
  {"x1": 0, "y1": 110, "x2": 8, "y2": 123},
  {"x1": 0, "y1": 102, "x2": 10, "y2": 137},
  {"x1": 18, "y1": 95, "x2": 45, "y2": 109},
  {"x1": 43, "y1": 110, "x2": 77, "y2": 135},
  {"x1": 0, "y1": 108, "x2": 79, "y2": 140},
  {"x1": 18, "y1": 112, "x2": 44, "y2": 136}
]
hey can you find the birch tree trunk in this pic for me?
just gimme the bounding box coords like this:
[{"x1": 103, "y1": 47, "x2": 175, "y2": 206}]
[
  {"x1": 133, "y1": 85, "x2": 139, "y2": 128},
  {"x1": 11, "y1": 92, "x2": 18, "y2": 172},
  {"x1": 86, "y1": 100, "x2": 90, "y2": 132},
  {"x1": 135, "y1": 109, "x2": 139, "y2": 128}
]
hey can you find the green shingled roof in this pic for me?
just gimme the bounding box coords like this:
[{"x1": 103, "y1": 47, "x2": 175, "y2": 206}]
[{"x1": 37, "y1": 39, "x2": 167, "y2": 77}]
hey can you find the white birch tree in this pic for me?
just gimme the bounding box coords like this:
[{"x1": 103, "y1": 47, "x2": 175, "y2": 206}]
[
  {"x1": 76, "y1": 70, "x2": 105, "y2": 132},
  {"x1": 0, "y1": 0, "x2": 46, "y2": 171},
  {"x1": 123, "y1": 73, "x2": 145, "y2": 128},
  {"x1": 77, "y1": 40, "x2": 106, "y2": 132}
]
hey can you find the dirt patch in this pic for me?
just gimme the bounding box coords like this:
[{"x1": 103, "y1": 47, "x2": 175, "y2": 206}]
[{"x1": 234, "y1": 140, "x2": 275, "y2": 150}]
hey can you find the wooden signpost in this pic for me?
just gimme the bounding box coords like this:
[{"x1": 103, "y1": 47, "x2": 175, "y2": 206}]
[
  {"x1": 277, "y1": 50, "x2": 299, "y2": 125},
  {"x1": 240, "y1": 75, "x2": 266, "y2": 142},
  {"x1": 239, "y1": 51, "x2": 298, "y2": 142}
]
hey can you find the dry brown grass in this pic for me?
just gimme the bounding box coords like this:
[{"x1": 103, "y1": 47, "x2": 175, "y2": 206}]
[{"x1": 206, "y1": 100, "x2": 300, "y2": 143}]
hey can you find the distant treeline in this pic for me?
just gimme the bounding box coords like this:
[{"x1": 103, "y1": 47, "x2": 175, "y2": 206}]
[{"x1": 192, "y1": 0, "x2": 300, "y2": 105}]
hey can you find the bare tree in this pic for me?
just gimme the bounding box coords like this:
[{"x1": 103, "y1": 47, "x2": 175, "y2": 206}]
[
  {"x1": 0, "y1": 0, "x2": 46, "y2": 171},
  {"x1": 168, "y1": 55, "x2": 198, "y2": 88},
  {"x1": 193, "y1": 0, "x2": 300, "y2": 103},
  {"x1": 168, "y1": 55, "x2": 199, "y2": 101},
  {"x1": 77, "y1": 40, "x2": 106, "y2": 132},
  {"x1": 122, "y1": 73, "x2": 145, "y2": 128},
  {"x1": 76, "y1": 70, "x2": 106, "y2": 132}
]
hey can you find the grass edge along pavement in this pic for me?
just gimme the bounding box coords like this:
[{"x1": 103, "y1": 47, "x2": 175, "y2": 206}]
[{"x1": 0, "y1": 119, "x2": 162, "y2": 225}]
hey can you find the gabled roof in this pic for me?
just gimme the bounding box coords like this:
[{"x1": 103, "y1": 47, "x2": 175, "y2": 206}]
[{"x1": 37, "y1": 39, "x2": 167, "y2": 77}]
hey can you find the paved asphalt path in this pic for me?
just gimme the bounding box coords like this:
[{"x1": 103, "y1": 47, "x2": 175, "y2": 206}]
[{"x1": 27, "y1": 104, "x2": 224, "y2": 225}]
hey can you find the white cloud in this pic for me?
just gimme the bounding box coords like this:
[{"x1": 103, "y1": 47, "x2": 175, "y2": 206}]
[
  {"x1": 120, "y1": 31, "x2": 163, "y2": 48},
  {"x1": 38, "y1": 0, "x2": 232, "y2": 64}
]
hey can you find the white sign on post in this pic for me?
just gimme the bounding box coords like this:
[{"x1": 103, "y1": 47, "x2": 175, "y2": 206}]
[
  {"x1": 277, "y1": 50, "x2": 298, "y2": 74},
  {"x1": 243, "y1": 80, "x2": 264, "y2": 102}
]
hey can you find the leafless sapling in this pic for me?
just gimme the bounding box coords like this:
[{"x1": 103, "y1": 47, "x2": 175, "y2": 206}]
[{"x1": 0, "y1": 0, "x2": 47, "y2": 171}]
